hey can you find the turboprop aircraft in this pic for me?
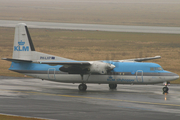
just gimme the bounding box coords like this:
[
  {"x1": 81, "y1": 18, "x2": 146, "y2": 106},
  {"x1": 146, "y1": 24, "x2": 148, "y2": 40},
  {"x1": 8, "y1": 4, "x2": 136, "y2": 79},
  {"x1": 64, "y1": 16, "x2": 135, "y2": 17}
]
[{"x1": 2, "y1": 23, "x2": 179, "y2": 93}]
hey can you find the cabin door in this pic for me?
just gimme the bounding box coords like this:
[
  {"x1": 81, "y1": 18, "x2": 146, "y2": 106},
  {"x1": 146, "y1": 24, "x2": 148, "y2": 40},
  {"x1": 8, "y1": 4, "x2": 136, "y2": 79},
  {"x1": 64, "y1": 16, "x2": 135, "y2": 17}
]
[
  {"x1": 48, "y1": 68, "x2": 56, "y2": 80},
  {"x1": 136, "y1": 70, "x2": 143, "y2": 82}
]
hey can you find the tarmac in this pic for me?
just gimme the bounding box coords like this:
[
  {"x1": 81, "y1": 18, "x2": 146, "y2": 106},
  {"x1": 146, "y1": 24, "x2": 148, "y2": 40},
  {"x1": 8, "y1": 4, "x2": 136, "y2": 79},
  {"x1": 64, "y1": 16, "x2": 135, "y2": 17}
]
[
  {"x1": 0, "y1": 78, "x2": 180, "y2": 120},
  {"x1": 0, "y1": 20, "x2": 180, "y2": 34}
]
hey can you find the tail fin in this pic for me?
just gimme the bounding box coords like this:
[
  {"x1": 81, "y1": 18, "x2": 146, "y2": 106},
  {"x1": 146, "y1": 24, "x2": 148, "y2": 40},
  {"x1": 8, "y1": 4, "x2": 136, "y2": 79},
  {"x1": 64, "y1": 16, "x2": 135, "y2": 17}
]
[
  {"x1": 11, "y1": 23, "x2": 72, "y2": 62},
  {"x1": 13, "y1": 23, "x2": 35, "y2": 60}
]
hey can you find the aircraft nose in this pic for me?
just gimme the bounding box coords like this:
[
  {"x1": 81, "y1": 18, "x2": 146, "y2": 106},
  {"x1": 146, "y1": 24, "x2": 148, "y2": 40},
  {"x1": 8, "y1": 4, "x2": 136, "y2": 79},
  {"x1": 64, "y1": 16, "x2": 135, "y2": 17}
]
[
  {"x1": 175, "y1": 74, "x2": 179, "y2": 79},
  {"x1": 172, "y1": 73, "x2": 179, "y2": 80}
]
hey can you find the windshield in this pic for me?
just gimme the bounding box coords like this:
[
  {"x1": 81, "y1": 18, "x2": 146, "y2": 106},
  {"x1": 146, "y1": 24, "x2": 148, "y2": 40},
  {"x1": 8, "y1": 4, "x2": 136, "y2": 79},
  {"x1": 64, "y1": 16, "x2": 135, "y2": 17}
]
[{"x1": 150, "y1": 67, "x2": 163, "y2": 71}]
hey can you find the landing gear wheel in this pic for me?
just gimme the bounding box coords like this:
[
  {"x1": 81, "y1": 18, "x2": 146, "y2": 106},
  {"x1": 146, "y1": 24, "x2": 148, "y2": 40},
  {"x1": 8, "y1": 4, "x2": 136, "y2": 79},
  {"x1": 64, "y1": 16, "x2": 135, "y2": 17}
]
[
  {"x1": 109, "y1": 84, "x2": 117, "y2": 89},
  {"x1": 78, "y1": 84, "x2": 87, "y2": 91},
  {"x1": 163, "y1": 86, "x2": 169, "y2": 93}
]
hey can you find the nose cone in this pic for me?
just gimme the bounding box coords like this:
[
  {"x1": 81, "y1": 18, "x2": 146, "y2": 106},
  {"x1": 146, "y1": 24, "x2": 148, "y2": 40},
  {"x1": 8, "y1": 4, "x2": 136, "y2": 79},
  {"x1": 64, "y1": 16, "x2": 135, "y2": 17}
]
[
  {"x1": 110, "y1": 64, "x2": 116, "y2": 69},
  {"x1": 107, "y1": 64, "x2": 116, "y2": 70},
  {"x1": 162, "y1": 71, "x2": 179, "y2": 81},
  {"x1": 171, "y1": 72, "x2": 179, "y2": 80},
  {"x1": 174, "y1": 73, "x2": 179, "y2": 80}
]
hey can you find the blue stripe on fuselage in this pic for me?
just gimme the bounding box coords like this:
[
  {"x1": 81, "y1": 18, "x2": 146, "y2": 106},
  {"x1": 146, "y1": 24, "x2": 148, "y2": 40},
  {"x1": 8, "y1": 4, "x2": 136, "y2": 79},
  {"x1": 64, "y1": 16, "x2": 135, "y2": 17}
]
[
  {"x1": 103, "y1": 61, "x2": 170, "y2": 73},
  {"x1": 9, "y1": 62, "x2": 62, "y2": 71},
  {"x1": 9, "y1": 61, "x2": 170, "y2": 74}
]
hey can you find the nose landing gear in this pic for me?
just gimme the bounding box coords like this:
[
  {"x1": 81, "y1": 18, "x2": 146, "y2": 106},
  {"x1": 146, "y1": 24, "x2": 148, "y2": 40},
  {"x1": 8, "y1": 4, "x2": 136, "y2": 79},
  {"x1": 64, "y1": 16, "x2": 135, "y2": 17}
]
[
  {"x1": 162, "y1": 82, "x2": 170, "y2": 94},
  {"x1": 163, "y1": 86, "x2": 169, "y2": 93}
]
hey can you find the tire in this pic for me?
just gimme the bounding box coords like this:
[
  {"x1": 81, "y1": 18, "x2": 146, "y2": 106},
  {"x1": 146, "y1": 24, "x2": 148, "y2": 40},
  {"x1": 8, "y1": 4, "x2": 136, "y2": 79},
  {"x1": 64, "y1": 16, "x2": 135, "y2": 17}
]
[
  {"x1": 78, "y1": 84, "x2": 87, "y2": 91},
  {"x1": 163, "y1": 86, "x2": 169, "y2": 93},
  {"x1": 109, "y1": 84, "x2": 117, "y2": 89}
]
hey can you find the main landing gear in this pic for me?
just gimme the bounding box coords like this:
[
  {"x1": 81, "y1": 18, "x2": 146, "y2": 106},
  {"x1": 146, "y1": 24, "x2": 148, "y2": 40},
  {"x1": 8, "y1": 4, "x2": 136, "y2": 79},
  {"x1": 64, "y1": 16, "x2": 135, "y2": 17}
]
[
  {"x1": 78, "y1": 74, "x2": 87, "y2": 91},
  {"x1": 78, "y1": 83, "x2": 87, "y2": 91},
  {"x1": 78, "y1": 83, "x2": 117, "y2": 91},
  {"x1": 162, "y1": 82, "x2": 170, "y2": 94},
  {"x1": 109, "y1": 84, "x2": 117, "y2": 89}
]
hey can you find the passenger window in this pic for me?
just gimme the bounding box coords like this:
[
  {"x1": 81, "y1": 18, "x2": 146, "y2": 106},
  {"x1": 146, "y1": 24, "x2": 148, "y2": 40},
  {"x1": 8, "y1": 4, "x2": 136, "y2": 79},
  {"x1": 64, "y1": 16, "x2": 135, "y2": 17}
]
[{"x1": 150, "y1": 68, "x2": 154, "y2": 71}]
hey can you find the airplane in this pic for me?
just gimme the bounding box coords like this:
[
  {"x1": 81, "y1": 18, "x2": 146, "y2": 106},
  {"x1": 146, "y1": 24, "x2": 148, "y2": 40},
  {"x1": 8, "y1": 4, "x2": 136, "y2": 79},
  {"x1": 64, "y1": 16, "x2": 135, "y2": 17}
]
[{"x1": 2, "y1": 23, "x2": 179, "y2": 93}]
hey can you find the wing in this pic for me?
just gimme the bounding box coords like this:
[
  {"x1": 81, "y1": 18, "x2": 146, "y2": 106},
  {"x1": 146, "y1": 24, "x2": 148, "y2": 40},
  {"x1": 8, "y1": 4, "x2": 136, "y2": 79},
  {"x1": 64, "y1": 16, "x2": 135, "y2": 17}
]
[
  {"x1": 113, "y1": 56, "x2": 161, "y2": 62},
  {"x1": 37, "y1": 61, "x2": 115, "y2": 74},
  {"x1": 37, "y1": 61, "x2": 91, "y2": 74},
  {"x1": 38, "y1": 61, "x2": 91, "y2": 66}
]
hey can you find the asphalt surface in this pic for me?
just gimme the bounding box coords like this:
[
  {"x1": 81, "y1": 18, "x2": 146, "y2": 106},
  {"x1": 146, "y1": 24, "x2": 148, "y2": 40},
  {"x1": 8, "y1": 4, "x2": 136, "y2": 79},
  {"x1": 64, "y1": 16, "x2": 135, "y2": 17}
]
[
  {"x1": 0, "y1": 20, "x2": 180, "y2": 34},
  {"x1": 0, "y1": 78, "x2": 180, "y2": 120}
]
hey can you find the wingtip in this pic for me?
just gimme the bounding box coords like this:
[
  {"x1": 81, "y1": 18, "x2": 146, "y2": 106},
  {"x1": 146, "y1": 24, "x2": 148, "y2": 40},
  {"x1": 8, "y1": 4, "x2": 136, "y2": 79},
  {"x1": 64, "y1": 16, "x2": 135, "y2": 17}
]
[
  {"x1": 1, "y1": 58, "x2": 7, "y2": 60},
  {"x1": 155, "y1": 56, "x2": 161, "y2": 58}
]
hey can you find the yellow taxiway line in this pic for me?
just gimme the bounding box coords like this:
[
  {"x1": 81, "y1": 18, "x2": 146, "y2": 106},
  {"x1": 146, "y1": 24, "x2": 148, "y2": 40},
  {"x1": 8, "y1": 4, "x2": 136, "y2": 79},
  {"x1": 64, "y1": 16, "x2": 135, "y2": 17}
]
[{"x1": 2, "y1": 89, "x2": 180, "y2": 107}]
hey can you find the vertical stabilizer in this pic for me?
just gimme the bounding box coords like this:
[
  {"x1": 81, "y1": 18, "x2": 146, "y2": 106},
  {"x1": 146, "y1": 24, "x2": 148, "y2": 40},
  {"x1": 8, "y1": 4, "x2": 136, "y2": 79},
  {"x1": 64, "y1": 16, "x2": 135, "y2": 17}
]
[
  {"x1": 13, "y1": 23, "x2": 35, "y2": 60},
  {"x1": 11, "y1": 23, "x2": 72, "y2": 61}
]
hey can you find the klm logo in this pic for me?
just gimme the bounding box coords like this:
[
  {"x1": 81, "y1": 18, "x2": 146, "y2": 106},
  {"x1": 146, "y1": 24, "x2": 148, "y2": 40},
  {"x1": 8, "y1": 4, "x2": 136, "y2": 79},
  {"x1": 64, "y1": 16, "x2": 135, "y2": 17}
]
[
  {"x1": 14, "y1": 40, "x2": 29, "y2": 51},
  {"x1": 107, "y1": 76, "x2": 115, "y2": 81}
]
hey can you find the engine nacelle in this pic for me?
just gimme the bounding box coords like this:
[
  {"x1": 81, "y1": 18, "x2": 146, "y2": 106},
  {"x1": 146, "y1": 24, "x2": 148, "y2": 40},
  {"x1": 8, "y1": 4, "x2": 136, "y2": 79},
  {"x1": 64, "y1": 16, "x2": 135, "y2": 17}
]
[
  {"x1": 89, "y1": 61, "x2": 115, "y2": 74},
  {"x1": 59, "y1": 61, "x2": 115, "y2": 75}
]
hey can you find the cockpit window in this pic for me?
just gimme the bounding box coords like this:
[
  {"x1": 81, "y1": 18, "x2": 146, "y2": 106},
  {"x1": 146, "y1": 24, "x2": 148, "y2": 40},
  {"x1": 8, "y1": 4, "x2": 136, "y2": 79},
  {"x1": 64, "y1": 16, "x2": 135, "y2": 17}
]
[
  {"x1": 150, "y1": 67, "x2": 163, "y2": 71},
  {"x1": 157, "y1": 67, "x2": 163, "y2": 70}
]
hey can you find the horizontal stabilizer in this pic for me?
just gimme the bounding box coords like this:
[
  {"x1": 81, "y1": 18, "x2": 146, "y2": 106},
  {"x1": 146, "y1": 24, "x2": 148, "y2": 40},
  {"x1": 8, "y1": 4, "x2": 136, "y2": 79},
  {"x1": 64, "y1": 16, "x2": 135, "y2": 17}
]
[{"x1": 2, "y1": 58, "x2": 32, "y2": 62}]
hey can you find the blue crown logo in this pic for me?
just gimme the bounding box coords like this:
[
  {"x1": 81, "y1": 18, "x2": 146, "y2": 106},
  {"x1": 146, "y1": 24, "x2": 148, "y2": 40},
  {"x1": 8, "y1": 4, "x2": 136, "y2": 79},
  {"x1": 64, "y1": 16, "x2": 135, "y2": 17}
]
[{"x1": 18, "y1": 40, "x2": 25, "y2": 45}]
